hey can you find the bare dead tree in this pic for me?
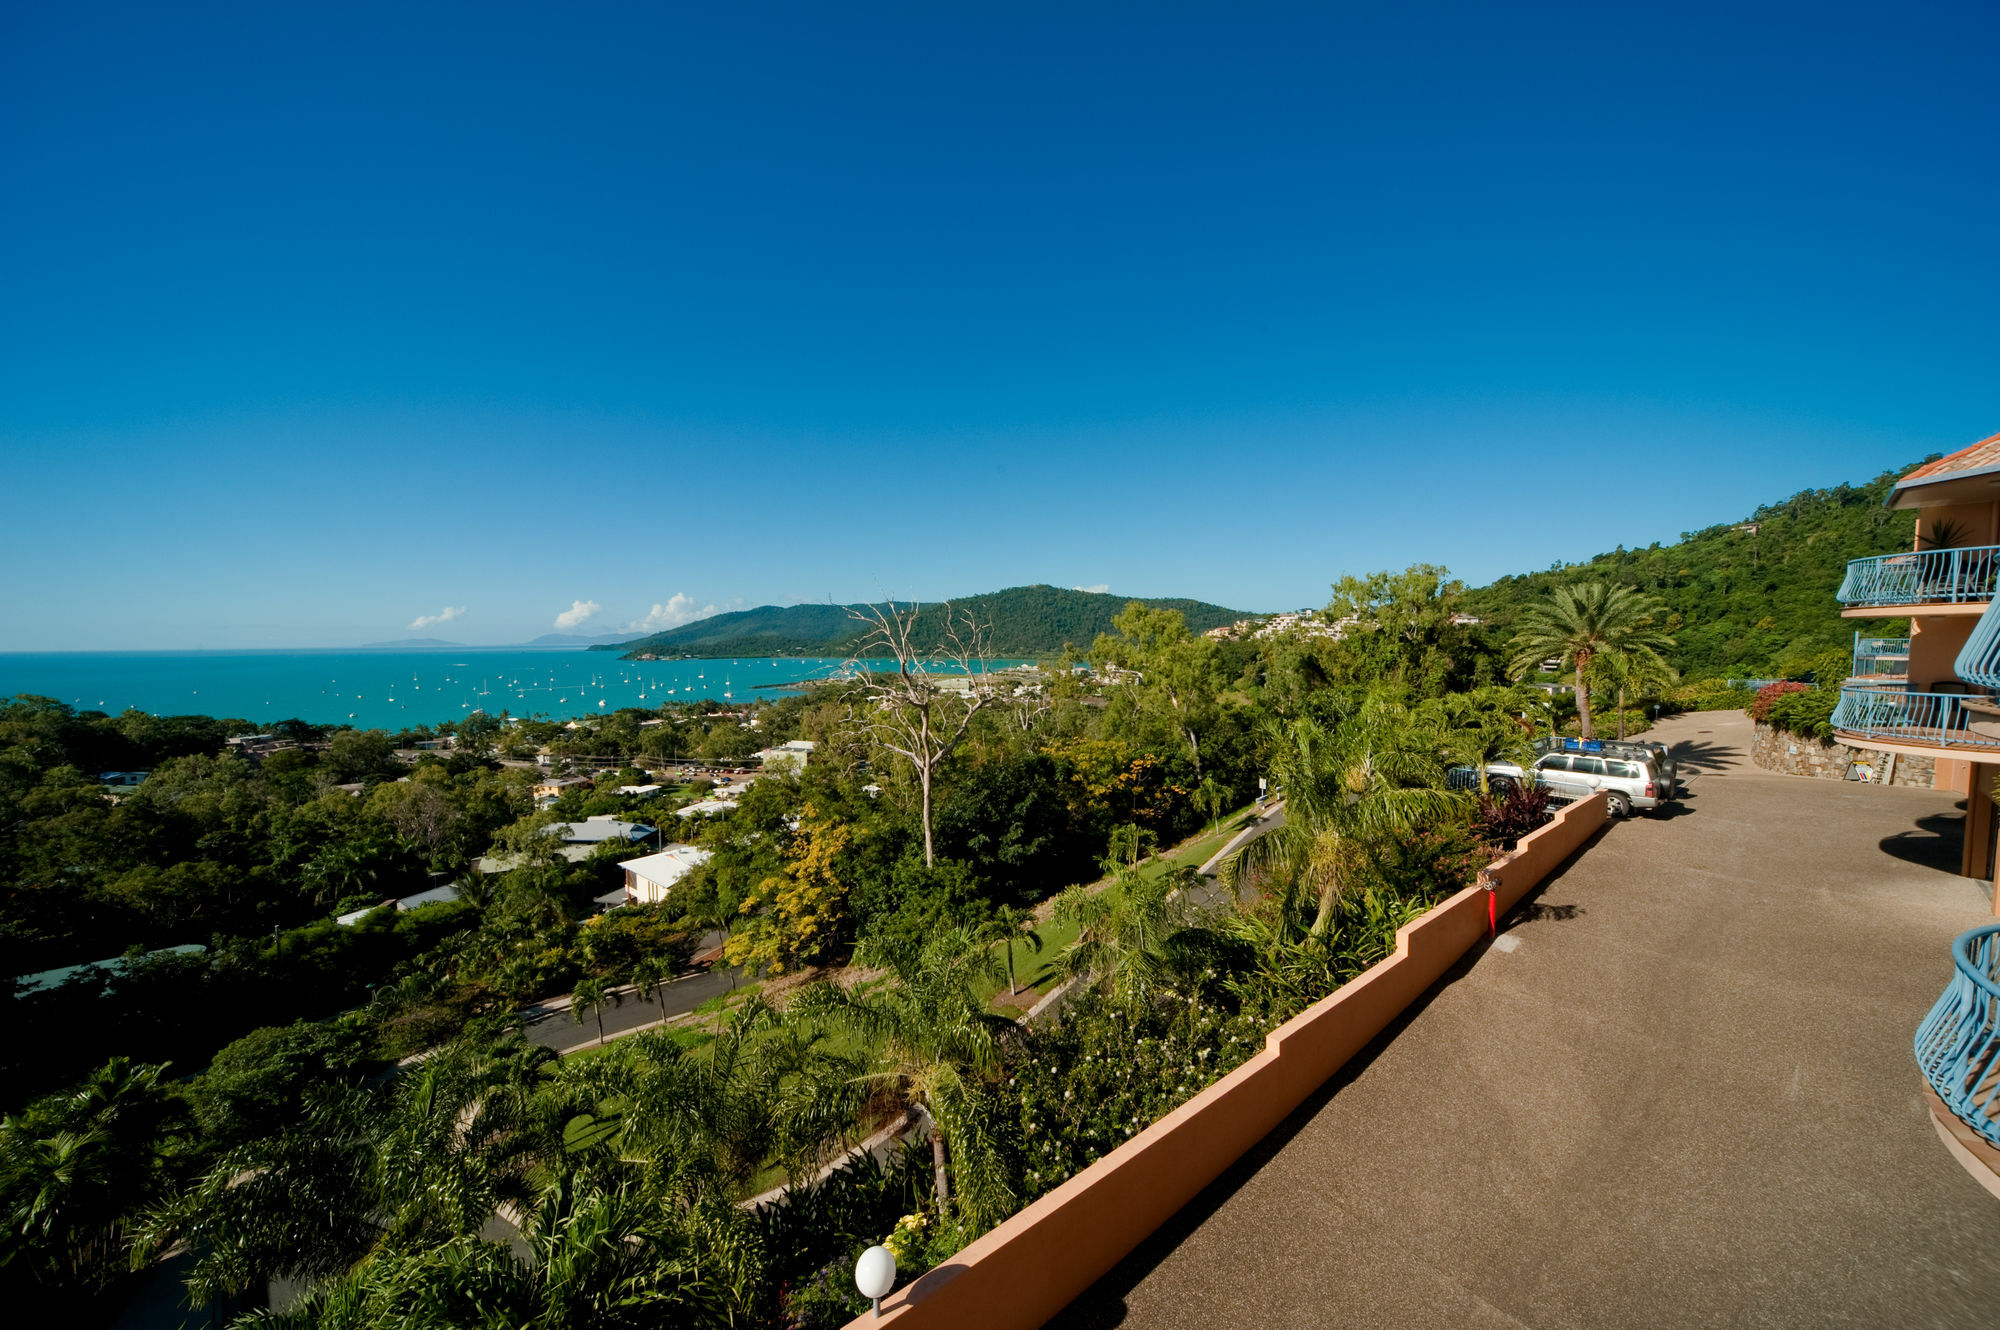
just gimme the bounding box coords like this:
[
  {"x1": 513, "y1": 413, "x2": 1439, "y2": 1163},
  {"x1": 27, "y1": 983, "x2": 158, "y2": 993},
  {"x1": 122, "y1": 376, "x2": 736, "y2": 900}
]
[{"x1": 846, "y1": 601, "x2": 994, "y2": 866}]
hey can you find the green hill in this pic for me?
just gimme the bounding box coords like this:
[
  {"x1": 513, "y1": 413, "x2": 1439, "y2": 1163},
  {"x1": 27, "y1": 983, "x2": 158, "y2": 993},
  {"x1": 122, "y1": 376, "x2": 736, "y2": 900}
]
[
  {"x1": 1462, "y1": 462, "x2": 1932, "y2": 676},
  {"x1": 596, "y1": 585, "x2": 1259, "y2": 660}
]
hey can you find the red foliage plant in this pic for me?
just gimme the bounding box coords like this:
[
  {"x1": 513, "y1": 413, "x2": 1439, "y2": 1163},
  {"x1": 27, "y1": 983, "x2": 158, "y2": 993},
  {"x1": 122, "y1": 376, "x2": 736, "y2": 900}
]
[
  {"x1": 1472, "y1": 782, "x2": 1554, "y2": 851},
  {"x1": 1750, "y1": 680, "x2": 1810, "y2": 723}
]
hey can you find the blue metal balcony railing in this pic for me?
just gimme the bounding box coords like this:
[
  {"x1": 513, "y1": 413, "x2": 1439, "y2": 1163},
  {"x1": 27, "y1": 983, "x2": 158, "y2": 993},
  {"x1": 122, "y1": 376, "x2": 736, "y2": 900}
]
[
  {"x1": 1837, "y1": 545, "x2": 2000, "y2": 608},
  {"x1": 1850, "y1": 634, "x2": 1910, "y2": 680},
  {"x1": 1830, "y1": 684, "x2": 2000, "y2": 750},
  {"x1": 1916, "y1": 925, "x2": 2000, "y2": 1148},
  {"x1": 1956, "y1": 599, "x2": 2000, "y2": 692}
]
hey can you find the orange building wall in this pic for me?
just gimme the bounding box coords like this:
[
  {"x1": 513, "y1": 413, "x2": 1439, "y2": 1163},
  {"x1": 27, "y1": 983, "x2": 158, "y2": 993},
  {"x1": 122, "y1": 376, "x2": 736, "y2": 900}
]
[
  {"x1": 1918, "y1": 501, "x2": 2000, "y2": 549},
  {"x1": 1909, "y1": 614, "x2": 1978, "y2": 690}
]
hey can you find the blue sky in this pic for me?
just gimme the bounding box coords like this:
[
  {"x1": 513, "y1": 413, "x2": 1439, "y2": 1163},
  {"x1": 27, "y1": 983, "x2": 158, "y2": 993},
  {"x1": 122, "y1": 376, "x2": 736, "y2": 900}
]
[{"x1": 3, "y1": 2, "x2": 1996, "y2": 650}]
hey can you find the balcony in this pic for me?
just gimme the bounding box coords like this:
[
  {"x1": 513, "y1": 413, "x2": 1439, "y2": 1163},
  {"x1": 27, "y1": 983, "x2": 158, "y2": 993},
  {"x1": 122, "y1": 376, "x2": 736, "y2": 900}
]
[
  {"x1": 1830, "y1": 683, "x2": 2000, "y2": 751},
  {"x1": 1837, "y1": 545, "x2": 2000, "y2": 610},
  {"x1": 1916, "y1": 924, "x2": 2000, "y2": 1149},
  {"x1": 1850, "y1": 635, "x2": 1909, "y2": 681}
]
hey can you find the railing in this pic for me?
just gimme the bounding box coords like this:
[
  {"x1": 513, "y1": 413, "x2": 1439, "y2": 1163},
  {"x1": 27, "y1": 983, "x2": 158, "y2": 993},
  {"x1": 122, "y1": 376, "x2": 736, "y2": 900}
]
[
  {"x1": 1956, "y1": 599, "x2": 2000, "y2": 692},
  {"x1": 1915, "y1": 924, "x2": 2000, "y2": 1148},
  {"x1": 1830, "y1": 684, "x2": 2000, "y2": 750},
  {"x1": 1850, "y1": 634, "x2": 1910, "y2": 680},
  {"x1": 1837, "y1": 545, "x2": 2000, "y2": 608}
]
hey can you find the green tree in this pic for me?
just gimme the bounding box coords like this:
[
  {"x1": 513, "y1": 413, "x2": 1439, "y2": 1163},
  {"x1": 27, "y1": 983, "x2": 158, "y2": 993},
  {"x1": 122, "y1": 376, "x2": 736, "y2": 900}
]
[
  {"x1": 1507, "y1": 583, "x2": 1673, "y2": 740},
  {"x1": 971, "y1": 905, "x2": 1043, "y2": 996},
  {"x1": 1192, "y1": 774, "x2": 1229, "y2": 836},
  {"x1": 1322, "y1": 564, "x2": 1476, "y2": 696},
  {"x1": 1051, "y1": 867, "x2": 1199, "y2": 1006},
  {"x1": 791, "y1": 929, "x2": 1015, "y2": 1226},
  {"x1": 1584, "y1": 649, "x2": 1679, "y2": 739},
  {"x1": 570, "y1": 977, "x2": 619, "y2": 1045},
  {"x1": 1228, "y1": 702, "x2": 1466, "y2": 939},
  {"x1": 1090, "y1": 604, "x2": 1226, "y2": 775},
  {"x1": 0, "y1": 1060, "x2": 188, "y2": 1307}
]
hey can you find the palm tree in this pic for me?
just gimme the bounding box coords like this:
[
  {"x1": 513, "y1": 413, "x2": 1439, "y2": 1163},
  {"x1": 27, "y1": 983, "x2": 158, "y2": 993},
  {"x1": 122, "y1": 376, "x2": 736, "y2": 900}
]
[
  {"x1": 971, "y1": 905, "x2": 1043, "y2": 995},
  {"x1": 1442, "y1": 716, "x2": 1535, "y2": 795},
  {"x1": 1507, "y1": 582, "x2": 1673, "y2": 740},
  {"x1": 630, "y1": 954, "x2": 676, "y2": 1011},
  {"x1": 1192, "y1": 774, "x2": 1229, "y2": 837},
  {"x1": 4, "y1": 1059, "x2": 185, "y2": 1299},
  {"x1": 1228, "y1": 702, "x2": 1467, "y2": 940},
  {"x1": 1051, "y1": 865, "x2": 1198, "y2": 1005},
  {"x1": 570, "y1": 977, "x2": 620, "y2": 1045},
  {"x1": 1100, "y1": 822, "x2": 1158, "y2": 876},
  {"x1": 789, "y1": 928, "x2": 1015, "y2": 1226},
  {"x1": 1585, "y1": 650, "x2": 1679, "y2": 739}
]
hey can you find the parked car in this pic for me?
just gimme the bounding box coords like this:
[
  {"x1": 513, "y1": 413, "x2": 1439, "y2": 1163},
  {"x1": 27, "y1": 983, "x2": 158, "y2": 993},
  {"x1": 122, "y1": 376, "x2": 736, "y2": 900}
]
[
  {"x1": 1536, "y1": 736, "x2": 1680, "y2": 797},
  {"x1": 1453, "y1": 751, "x2": 1673, "y2": 818},
  {"x1": 1531, "y1": 752, "x2": 1672, "y2": 817}
]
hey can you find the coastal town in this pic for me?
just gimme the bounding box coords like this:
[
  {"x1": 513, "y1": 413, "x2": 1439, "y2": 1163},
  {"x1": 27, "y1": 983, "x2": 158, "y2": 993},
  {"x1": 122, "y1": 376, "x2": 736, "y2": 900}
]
[{"x1": 6, "y1": 6, "x2": 1998, "y2": 1330}]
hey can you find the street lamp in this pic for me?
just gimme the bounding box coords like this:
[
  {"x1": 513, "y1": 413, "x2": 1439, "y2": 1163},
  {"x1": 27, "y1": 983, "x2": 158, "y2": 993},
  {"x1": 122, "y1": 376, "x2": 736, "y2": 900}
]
[{"x1": 854, "y1": 1245, "x2": 896, "y2": 1318}]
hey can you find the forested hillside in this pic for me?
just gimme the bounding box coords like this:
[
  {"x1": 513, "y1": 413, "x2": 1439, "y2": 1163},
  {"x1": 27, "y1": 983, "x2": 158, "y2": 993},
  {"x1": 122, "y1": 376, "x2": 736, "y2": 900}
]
[
  {"x1": 605, "y1": 584, "x2": 1256, "y2": 659},
  {"x1": 1462, "y1": 463, "x2": 1930, "y2": 676}
]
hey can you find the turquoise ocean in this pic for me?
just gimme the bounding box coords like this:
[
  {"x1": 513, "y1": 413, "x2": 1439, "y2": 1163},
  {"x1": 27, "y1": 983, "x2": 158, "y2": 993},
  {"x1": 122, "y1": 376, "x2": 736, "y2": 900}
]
[{"x1": 0, "y1": 649, "x2": 928, "y2": 730}]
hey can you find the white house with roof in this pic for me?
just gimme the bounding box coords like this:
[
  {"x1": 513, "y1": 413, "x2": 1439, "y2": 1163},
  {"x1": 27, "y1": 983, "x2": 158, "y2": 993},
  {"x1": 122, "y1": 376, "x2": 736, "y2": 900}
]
[
  {"x1": 545, "y1": 815, "x2": 654, "y2": 845},
  {"x1": 335, "y1": 881, "x2": 466, "y2": 926},
  {"x1": 756, "y1": 739, "x2": 817, "y2": 772},
  {"x1": 615, "y1": 844, "x2": 713, "y2": 906}
]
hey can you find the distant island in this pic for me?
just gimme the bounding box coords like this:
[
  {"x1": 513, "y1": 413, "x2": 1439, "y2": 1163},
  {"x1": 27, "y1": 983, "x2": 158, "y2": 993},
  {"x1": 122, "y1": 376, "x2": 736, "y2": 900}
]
[{"x1": 592, "y1": 584, "x2": 1261, "y2": 660}]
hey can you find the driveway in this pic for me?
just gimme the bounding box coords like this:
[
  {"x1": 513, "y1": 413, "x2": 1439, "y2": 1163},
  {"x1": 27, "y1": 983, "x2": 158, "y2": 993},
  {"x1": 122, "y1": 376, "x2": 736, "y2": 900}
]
[{"x1": 1050, "y1": 709, "x2": 2000, "y2": 1329}]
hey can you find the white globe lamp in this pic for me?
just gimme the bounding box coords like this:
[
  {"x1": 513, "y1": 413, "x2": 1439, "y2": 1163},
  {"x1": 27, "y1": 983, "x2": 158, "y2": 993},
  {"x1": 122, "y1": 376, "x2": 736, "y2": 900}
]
[{"x1": 854, "y1": 1244, "x2": 897, "y2": 1317}]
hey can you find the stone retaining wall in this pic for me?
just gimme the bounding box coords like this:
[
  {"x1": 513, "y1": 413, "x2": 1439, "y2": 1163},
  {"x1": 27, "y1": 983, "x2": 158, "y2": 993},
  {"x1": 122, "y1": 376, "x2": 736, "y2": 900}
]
[{"x1": 1750, "y1": 720, "x2": 1936, "y2": 787}]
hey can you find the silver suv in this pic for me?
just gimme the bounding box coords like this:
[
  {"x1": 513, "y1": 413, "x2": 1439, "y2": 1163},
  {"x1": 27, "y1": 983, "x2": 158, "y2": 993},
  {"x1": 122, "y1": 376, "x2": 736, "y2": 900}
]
[
  {"x1": 1530, "y1": 752, "x2": 1670, "y2": 817},
  {"x1": 1456, "y1": 752, "x2": 1672, "y2": 818}
]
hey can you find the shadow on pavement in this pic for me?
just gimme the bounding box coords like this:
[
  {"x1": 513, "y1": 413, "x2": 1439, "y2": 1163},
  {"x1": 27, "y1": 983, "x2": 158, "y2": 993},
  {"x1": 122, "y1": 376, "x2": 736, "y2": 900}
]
[
  {"x1": 1877, "y1": 809, "x2": 1965, "y2": 875},
  {"x1": 1668, "y1": 737, "x2": 1744, "y2": 775}
]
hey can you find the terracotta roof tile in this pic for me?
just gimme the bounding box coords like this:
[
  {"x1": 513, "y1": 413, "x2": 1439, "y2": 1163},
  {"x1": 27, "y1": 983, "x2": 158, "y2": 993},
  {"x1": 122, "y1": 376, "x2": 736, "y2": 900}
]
[{"x1": 1898, "y1": 431, "x2": 2000, "y2": 487}]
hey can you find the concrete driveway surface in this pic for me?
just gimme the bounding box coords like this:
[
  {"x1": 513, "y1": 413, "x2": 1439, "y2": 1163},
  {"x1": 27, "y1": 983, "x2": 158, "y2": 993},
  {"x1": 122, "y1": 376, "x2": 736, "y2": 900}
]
[{"x1": 1049, "y1": 709, "x2": 2000, "y2": 1329}]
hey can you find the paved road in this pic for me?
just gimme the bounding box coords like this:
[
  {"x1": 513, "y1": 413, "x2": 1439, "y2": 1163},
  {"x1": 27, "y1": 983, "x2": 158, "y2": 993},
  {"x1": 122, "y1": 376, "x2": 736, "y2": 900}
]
[
  {"x1": 1050, "y1": 710, "x2": 2000, "y2": 1329},
  {"x1": 523, "y1": 930, "x2": 742, "y2": 1053},
  {"x1": 1182, "y1": 802, "x2": 1287, "y2": 914}
]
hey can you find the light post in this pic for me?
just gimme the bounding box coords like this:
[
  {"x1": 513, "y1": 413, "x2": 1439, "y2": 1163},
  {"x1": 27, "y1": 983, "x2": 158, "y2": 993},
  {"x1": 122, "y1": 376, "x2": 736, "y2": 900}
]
[{"x1": 854, "y1": 1244, "x2": 896, "y2": 1318}]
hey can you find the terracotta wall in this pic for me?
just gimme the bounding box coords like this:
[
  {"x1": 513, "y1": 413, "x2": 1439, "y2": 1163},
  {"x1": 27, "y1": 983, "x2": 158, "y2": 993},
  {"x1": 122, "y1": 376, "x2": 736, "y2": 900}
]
[{"x1": 846, "y1": 792, "x2": 1611, "y2": 1330}]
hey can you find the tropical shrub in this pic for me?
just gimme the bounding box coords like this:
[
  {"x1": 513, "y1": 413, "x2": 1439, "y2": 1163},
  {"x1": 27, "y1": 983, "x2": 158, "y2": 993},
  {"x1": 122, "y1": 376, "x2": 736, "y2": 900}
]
[
  {"x1": 1765, "y1": 685, "x2": 1839, "y2": 741},
  {"x1": 1664, "y1": 678, "x2": 1756, "y2": 712},
  {"x1": 1749, "y1": 680, "x2": 1810, "y2": 722},
  {"x1": 1473, "y1": 783, "x2": 1553, "y2": 850},
  {"x1": 1008, "y1": 990, "x2": 1269, "y2": 1203}
]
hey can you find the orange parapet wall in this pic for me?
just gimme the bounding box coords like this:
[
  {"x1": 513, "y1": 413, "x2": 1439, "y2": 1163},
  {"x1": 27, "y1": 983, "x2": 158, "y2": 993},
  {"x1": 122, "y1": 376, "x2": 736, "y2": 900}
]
[{"x1": 847, "y1": 791, "x2": 1611, "y2": 1330}]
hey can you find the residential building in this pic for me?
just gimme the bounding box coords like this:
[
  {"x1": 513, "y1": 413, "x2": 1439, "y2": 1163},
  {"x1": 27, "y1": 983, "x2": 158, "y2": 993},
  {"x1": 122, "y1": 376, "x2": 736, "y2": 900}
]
[
  {"x1": 756, "y1": 738, "x2": 817, "y2": 772},
  {"x1": 533, "y1": 774, "x2": 593, "y2": 802},
  {"x1": 544, "y1": 815, "x2": 655, "y2": 846},
  {"x1": 335, "y1": 881, "x2": 465, "y2": 926},
  {"x1": 615, "y1": 844, "x2": 713, "y2": 906},
  {"x1": 1832, "y1": 431, "x2": 2000, "y2": 901}
]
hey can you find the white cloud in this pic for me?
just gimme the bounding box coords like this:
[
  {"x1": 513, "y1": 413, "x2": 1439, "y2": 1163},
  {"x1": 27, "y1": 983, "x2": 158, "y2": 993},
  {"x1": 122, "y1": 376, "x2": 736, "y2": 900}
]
[
  {"x1": 408, "y1": 605, "x2": 467, "y2": 631},
  {"x1": 554, "y1": 599, "x2": 602, "y2": 630},
  {"x1": 627, "y1": 593, "x2": 722, "y2": 633},
  {"x1": 1073, "y1": 584, "x2": 1111, "y2": 594}
]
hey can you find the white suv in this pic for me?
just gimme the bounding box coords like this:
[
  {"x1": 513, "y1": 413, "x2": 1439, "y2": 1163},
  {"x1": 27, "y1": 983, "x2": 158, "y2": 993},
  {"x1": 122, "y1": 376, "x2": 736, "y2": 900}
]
[
  {"x1": 1529, "y1": 752, "x2": 1669, "y2": 817},
  {"x1": 1466, "y1": 753, "x2": 1671, "y2": 818}
]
